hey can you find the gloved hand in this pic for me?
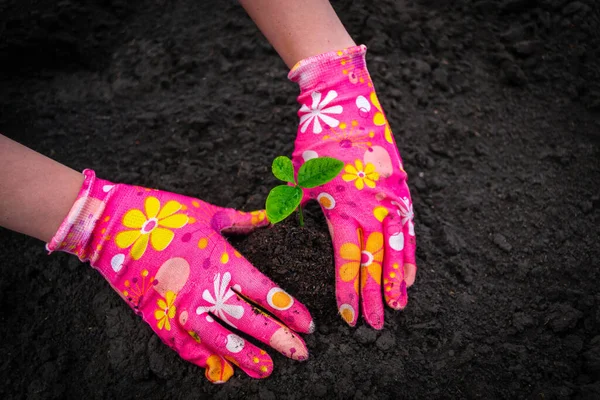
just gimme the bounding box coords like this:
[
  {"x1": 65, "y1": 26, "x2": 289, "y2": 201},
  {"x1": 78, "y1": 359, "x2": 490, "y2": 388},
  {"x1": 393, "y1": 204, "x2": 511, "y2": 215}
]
[
  {"x1": 47, "y1": 170, "x2": 313, "y2": 383},
  {"x1": 289, "y1": 45, "x2": 417, "y2": 329}
]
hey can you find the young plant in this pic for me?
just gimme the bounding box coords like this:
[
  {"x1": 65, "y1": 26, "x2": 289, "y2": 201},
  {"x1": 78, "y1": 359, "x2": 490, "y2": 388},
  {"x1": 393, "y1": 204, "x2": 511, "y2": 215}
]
[{"x1": 266, "y1": 156, "x2": 344, "y2": 226}]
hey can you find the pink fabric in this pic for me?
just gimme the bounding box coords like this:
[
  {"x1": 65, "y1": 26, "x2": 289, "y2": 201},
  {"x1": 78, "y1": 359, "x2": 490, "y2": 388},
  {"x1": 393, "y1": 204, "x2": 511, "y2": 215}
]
[
  {"x1": 47, "y1": 170, "x2": 313, "y2": 383},
  {"x1": 289, "y1": 45, "x2": 417, "y2": 329}
]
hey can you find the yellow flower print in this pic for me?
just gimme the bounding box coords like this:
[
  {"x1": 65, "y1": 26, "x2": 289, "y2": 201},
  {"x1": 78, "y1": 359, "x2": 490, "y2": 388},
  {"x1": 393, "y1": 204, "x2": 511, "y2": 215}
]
[
  {"x1": 339, "y1": 230, "x2": 383, "y2": 294},
  {"x1": 205, "y1": 354, "x2": 234, "y2": 383},
  {"x1": 155, "y1": 291, "x2": 177, "y2": 331},
  {"x1": 359, "y1": 232, "x2": 383, "y2": 289},
  {"x1": 339, "y1": 241, "x2": 361, "y2": 294},
  {"x1": 188, "y1": 330, "x2": 202, "y2": 343},
  {"x1": 115, "y1": 197, "x2": 189, "y2": 260},
  {"x1": 370, "y1": 92, "x2": 393, "y2": 144},
  {"x1": 339, "y1": 229, "x2": 363, "y2": 294},
  {"x1": 251, "y1": 349, "x2": 273, "y2": 376},
  {"x1": 342, "y1": 159, "x2": 380, "y2": 190}
]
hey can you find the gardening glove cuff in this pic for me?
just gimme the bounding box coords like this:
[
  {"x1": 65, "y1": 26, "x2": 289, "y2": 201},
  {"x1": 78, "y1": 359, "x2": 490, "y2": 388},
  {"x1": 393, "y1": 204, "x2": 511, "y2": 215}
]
[
  {"x1": 288, "y1": 44, "x2": 368, "y2": 93},
  {"x1": 46, "y1": 169, "x2": 112, "y2": 262}
]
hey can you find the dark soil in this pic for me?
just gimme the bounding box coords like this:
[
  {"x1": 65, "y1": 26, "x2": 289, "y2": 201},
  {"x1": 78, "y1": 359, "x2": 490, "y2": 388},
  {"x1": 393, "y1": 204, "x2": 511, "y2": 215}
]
[{"x1": 1, "y1": 0, "x2": 600, "y2": 398}]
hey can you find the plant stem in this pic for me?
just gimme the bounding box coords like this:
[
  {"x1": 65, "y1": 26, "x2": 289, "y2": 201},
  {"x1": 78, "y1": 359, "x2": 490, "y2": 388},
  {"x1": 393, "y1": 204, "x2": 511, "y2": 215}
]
[{"x1": 298, "y1": 206, "x2": 304, "y2": 227}]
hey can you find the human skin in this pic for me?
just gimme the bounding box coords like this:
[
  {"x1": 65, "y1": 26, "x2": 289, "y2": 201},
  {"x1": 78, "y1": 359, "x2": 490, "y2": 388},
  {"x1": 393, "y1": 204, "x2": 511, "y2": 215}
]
[
  {"x1": 0, "y1": 0, "x2": 404, "y2": 382},
  {"x1": 1, "y1": 0, "x2": 355, "y2": 258},
  {"x1": 0, "y1": 134, "x2": 83, "y2": 242},
  {"x1": 0, "y1": 3, "x2": 356, "y2": 370},
  {"x1": 239, "y1": 0, "x2": 356, "y2": 68},
  {"x1": 0, "y1": 133, "x2": 314, "y2": 381},
  {"x1": 240, "y1": 0, "x2": 417, "y2": 328}
]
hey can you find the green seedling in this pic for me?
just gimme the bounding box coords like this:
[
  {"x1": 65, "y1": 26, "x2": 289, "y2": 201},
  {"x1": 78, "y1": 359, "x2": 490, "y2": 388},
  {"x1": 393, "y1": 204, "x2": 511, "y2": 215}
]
[{"x1": 266, "y1": 156, "x2": 344, "y2": 226}]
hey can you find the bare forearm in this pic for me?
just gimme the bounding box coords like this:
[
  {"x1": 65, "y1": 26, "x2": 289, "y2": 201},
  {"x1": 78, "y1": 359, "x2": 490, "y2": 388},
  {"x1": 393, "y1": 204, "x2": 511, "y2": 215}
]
[
  {"x1": 239, "y1": 0, "x2": 355, "y2": 68},
  {"x1": 0, "y1": 135, "x2": 83, "y2": 242}
]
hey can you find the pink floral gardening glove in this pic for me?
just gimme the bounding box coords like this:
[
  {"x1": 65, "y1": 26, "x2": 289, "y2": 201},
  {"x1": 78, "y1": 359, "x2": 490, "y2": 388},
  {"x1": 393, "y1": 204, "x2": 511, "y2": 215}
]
[
  {"x1": 47, "y1": 170, "x2": 313, "y2": 383},
  {"x1": 289, "y1": 45, "x2": 417, "y2": 329}
]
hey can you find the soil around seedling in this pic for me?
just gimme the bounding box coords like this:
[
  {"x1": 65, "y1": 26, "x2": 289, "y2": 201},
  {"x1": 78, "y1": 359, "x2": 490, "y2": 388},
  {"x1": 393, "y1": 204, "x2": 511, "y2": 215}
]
[{"x1": 1, "y1": 0, "x2": 599, "y2": 398}]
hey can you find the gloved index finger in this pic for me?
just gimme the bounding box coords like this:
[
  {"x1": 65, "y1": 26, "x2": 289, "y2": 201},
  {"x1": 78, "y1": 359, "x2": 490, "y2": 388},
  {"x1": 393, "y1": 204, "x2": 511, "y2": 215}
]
[
  {"x1": 194, "y1": 282, "x2": 309, "y2": 361},
  {"x1": 224, "y1": 242, "x2": 315, "y2": 335}
]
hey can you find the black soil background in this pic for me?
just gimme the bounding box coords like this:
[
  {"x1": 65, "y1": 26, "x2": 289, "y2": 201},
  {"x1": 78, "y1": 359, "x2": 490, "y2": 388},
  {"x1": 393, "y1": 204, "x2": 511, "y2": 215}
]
[{"x1": 1, "y1": 0, "x2": 599, "y2": 398}]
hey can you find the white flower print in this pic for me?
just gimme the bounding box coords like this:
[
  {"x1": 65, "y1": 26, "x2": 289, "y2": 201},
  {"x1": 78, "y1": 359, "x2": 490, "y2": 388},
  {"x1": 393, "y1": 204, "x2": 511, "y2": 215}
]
[
  {"x1": 392, "y1": 197, "x2": 415, "y2": 236},
  {"x1": 389, "y1": 232, "x2": 404, "y2": 251},
  {"x1": 298, "y1": 90, "x2": 343, "y2": 134},
  {"x1": 196, "y1": 272, "x2": 244, "y2": 328},
  {"x1": 387, "y1": 198, "x2": 414, "y2": 251}
]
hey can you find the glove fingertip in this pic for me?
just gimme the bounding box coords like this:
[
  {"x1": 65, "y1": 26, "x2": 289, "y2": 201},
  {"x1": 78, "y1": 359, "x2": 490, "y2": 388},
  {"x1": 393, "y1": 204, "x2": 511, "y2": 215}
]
[
  {"x1": 221, "y1": 209, "x2": 269, "y2": 234},
  {"x1": 204, "y1": 354, "x2": 235, "y2": 384},
  {"x1": 363, "y1": 308, "x2": 385, "y2": 330},
  {"x1": 386, "y1": 280, "x2": 408, "y2": 310},
  {"x1": 404, "y1": 263, "x2": 417, "y2": 288},
  {"x1": 236, "y1": 352, "x2": 274, "y2": 379},
  {"x1": 338, "y1": 304, "x2": 358, "y2": 327},
  {"x1": 371, "y1": 322, "x2": 385, "y2": 330},
  {"x1": 270, "y1": 327, "x2": 309, "y2": 361}
]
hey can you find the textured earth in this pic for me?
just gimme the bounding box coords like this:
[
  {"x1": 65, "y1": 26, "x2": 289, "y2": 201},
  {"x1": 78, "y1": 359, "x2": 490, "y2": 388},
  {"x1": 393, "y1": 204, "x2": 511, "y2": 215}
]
[{"x1": 1, "y1": 0, "x2": 599, "y2": 398}]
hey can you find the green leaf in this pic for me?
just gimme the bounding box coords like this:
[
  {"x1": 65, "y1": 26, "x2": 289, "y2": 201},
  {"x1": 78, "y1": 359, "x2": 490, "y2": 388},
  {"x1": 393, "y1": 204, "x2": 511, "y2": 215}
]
[
  {"x1": 272, "y1": 156, "x2": 295, "y2": 183},
  {"x1": 266, "y1": 185, "x2": 303, "y2": 224},
  {"x1": 297, "y1": 157, "x2": 344, "y2": 189}
]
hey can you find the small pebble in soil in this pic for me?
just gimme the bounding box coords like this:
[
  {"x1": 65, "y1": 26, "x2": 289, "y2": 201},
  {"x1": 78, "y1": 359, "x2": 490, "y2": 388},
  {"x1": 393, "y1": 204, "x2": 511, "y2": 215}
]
[
  {"x1": 411, "y1": 59, "x2": 432, "y2": 75},
  {"x1": 502, "y1": 62, "x2": 528, "y2": 86},
  {"x1": 493, "y1": 233, "x2": 513, "y2": 252}
]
